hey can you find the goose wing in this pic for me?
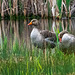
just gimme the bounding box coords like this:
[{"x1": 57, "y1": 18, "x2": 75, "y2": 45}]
[
  {"x1": 40, "y1": 30, "x2": 57, "y2": 42},
  {"x1": 44, "y1": 38, "x2": 56, "y2": 48}
]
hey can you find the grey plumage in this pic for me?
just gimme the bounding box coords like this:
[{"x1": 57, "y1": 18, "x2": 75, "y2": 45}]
[{"x1": 28, "y1": 19, "x2": 57, "y2": 49}]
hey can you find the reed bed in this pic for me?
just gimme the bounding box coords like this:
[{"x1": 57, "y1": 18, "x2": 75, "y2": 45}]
[
  {"x1": 0, "y1": 37, "x2": 75, "y2": 75},
  {"x1": 0, "y1": 0, "x2": 73, "y2": 19}
]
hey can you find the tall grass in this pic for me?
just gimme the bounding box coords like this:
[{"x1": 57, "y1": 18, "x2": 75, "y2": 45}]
[
  {"x1": 9, "y1": 0, "x2": 12, "y2": 19},
  {"x1": 0, "y1": 37, "x2": 75, "y2": 75},
  {"x1": 66, "y1": 0, "x2": 70, "y2": 11},
  {"x1": 1, "y1": 0, "x2": 72, "y2": 19},
  {"x1": 48, "y1": 1, "x2": 51, "y2": 17},
  {"x1": 56, "y1": 0, "x2": 62, "y2": 13}
]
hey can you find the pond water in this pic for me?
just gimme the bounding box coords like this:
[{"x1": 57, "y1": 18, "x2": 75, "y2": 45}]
[{"x1": 0, "y1": 19, "x2": 75, "y2": 49}]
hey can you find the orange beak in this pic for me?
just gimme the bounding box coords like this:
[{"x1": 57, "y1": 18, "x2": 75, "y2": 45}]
[
  {"x1": 59, "y1": 38, "x2": 62, "y2": 43},
  {"x1": 28, "y1": 22, "x2": 32, "y2": 25}
]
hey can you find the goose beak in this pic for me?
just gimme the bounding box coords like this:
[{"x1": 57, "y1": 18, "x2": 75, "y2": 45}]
[
  {"x1": 59, "y1": 38, "x2": 62, "y2": 43},
  {"x1": 28, "y1": 22, "x2": 32, "y2": 25}
]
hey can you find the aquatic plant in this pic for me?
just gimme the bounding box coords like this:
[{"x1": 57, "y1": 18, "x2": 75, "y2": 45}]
[
  {"x1": 0, "y1": 0, "x2": 72, "y2": 19},
  {"x1": 57, "y1": 0, "x2": 62, "y2": 13},
  {"x1": 0, "y1": 37, "x2": 75, "y2": 75},
  {"x1": 66, "y1": 0, "x2": 70, "y2": 11},
  {"x1": 48, "y1": 1, "x2": 51, "y2": 17}
]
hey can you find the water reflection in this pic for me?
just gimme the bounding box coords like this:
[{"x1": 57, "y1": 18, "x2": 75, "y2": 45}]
[
  {"x1": 71, "y1": 19, "x2": 75, "y2": 35},
  {"x1": 0, "y1": 19, "x2": 74, "y2": 49}
]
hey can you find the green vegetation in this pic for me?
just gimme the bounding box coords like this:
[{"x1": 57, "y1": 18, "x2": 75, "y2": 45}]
[
  {"x1": 66, "y1": 0, "x2": 70, "y2": 11},
  {"x1": 48, "y1": 1, "x2": 52, "y2": 17},
  {"x1": 1, "y1": 0, "x2": 73, "y2": 20},
  {"x1": 56, "y1": 0, "x2": 62, "y2": 13},
  {"x1": 0, "y1": 37, "x2": 75, "y2": 75},
  {"x1": 0, "y1": 0, "x2": 74, "y2": 74},
  {"x1": 0, "y1": 14, "x2": 41, "y2": 20}
]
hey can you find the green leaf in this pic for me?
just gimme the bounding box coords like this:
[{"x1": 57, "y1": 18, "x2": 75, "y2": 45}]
[
  {"x1": 66, "y1": 0, "x2": 70, "y2": 11},
  {"x1": 57, "y1": 0, "x2": 62, "y2": 13}
]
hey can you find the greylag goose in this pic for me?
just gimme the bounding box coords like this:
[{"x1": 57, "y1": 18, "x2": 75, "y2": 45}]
[
  {"x1": 58, "y1": 30, "x2": 75, "y2": 53},
  {"x1": 28, "y1": 19, "x2": 57, "y2": 48}
]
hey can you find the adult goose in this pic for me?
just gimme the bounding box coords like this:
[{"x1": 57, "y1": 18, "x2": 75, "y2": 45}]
[
  {"x1": 28, "y1": 19, "x2": 57, "y2": 48},
  {"x1": 58, "y1": 30, "x2": 75, "y2": 53}
]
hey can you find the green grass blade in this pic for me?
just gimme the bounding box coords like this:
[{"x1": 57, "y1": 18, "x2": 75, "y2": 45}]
[
  {"x1": 66, "y1": 0, "x2": 70, "y2": 11},
  {"x1": 57, "y1": 0, "x2": 62, "y2": 13}
]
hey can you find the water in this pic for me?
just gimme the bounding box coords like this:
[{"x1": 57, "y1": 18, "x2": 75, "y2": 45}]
[{"x1": 0, "y1": 19, "x2": 75, "y2": 49}]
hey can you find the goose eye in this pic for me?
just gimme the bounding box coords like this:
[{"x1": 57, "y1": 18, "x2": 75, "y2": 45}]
[{"x1": 32, "y1": 20, "x2": 35, "y2": 22}]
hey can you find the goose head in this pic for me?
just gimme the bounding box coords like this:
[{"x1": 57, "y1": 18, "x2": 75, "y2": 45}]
[
  {"x1": 28, "y1": 19, "x2": 39, "y2": 26},
  {"x1": 58, "y1": 31, "x2": 69, "y2": 42}
]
